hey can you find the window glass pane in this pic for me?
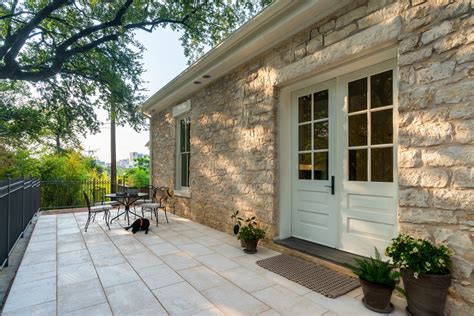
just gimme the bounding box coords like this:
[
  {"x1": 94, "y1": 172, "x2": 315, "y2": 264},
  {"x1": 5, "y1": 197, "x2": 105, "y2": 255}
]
[
  {"x1": 371, "y1": 147, "x2": 393, "y2": 182},
  {"x1": 371, "y1": 109, "x2": 393, "y2": 145},
  {"x1": 349, "y1": 149, "x2": 367, "y2": 181},
  {"x1": 313, "y1": 90, "x2": 328, "y2": 120},
  {"x1": 371, "y1": 70, "x2": 393, "y2": 108},
  {"x1": 348, "y1": 113, "x2": 367, "y2": 146},
  {"x1": 314, "y1": 152, "x2": 328, "y2": 180},
  {"x1": 181, "y1": 153, "x2": 189, "y2": 187},
  {"x1": 180, "y1": 119, "x2": 186, "y2": 153},
  {"x1": 298, "y1": 153, "x2": 312, "y2": 180},
  {"x1": 348, "y1": 77, "x2": 367, "y2": 113},
  {"x1": 314, "y1": 121, "x2": 328, "y2": 150},
  {"x1": 299, "y1": 124, "x2": 312, "y2": 151},
  {"x1": 185, "y1": 118, "x2": 191, "y2": 152},
  {"x1": 298, "y1": 95, "x2": 311, "y2": 123}
]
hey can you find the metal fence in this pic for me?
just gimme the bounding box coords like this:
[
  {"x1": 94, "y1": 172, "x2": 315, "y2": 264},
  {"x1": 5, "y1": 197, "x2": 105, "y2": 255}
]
[
  {"x1": 40, "y1": 180, "x2": 151, "y2": 210},
  {"x1": 0, "y1": 176, "x2": 40, "y2": 268}
]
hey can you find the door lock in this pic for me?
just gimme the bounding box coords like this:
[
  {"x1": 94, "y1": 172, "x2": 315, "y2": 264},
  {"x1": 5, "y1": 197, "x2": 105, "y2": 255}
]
[{"x1": 325, "y1": 176, "x2": 335, "y2": 195}]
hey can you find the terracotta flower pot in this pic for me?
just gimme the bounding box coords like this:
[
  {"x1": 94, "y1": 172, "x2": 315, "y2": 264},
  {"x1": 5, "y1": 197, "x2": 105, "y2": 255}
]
[
  {"x1": 359, "y1": 278, "x2": 394, "y2": 313},
  {"x1": 243, "y1": 239, "x2": 258, "y2": 254},
  {"x1": 401, "y1": 268, "x2": 452, "y2": 316}
]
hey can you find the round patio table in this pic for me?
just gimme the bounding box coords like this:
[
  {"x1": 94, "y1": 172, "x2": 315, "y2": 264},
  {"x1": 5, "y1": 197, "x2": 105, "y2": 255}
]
[{"x1": 106, "y1": 192, "x2": 148, "y2": 226}]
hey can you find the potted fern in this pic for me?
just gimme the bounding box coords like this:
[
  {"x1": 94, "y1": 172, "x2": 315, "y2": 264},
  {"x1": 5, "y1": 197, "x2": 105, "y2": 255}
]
[{"x1": 348, "y1": 248, "x2": 399, "y2": 313}]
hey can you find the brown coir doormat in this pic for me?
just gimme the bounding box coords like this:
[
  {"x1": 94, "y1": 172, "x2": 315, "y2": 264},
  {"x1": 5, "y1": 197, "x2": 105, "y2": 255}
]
[{"x1": 257, "y1": 254, "x2": 360, "y2": 298}]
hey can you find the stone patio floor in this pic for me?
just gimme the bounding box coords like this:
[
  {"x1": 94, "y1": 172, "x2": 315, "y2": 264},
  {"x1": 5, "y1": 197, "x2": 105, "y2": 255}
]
[{"x1": 2, "y1": 211, "x2": 405, "y2": 315}]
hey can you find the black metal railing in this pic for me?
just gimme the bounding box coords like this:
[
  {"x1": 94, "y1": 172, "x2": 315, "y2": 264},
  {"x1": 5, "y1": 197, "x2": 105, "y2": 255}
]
[
  {"x1": 0, "y1": 176, "x2": 40, "y2": 268},
  {"x1": 40, "y1": 180, "x2": 151, "y2": 210}
]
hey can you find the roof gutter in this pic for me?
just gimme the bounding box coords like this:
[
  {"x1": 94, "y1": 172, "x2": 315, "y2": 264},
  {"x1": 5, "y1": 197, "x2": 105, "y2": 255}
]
[{"x1": 141, "y1": 0, "x2": 348, "y2": 115}]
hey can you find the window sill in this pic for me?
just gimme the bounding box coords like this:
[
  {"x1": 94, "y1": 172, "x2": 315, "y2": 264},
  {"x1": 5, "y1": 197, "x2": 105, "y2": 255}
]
[{"x1": 174, "y1": 189, "x2": 191, "y2": 198}]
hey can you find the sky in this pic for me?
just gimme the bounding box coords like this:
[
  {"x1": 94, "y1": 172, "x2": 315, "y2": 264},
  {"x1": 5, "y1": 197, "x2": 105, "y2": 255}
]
[{"x1": 81, "y1": 28, "x2": 188, "y2": 162}]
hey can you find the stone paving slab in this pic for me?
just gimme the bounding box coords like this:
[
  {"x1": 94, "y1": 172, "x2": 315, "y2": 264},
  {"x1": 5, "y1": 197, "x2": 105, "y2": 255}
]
[{"x1": 2, "y1": 211, "x2": 406, "y2": 315}]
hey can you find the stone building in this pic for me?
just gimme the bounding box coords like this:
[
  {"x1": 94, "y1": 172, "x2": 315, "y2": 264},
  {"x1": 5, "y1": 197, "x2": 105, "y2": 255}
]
[{"x1": 142, "y1": 0, "x2": 473, "y2": 313}]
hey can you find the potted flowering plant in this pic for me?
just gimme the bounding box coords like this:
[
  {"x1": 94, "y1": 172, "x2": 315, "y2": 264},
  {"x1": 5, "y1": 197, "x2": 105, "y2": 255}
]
[
  {"x1": 238, "y1": 225, "x2": 266, "y2": 254},
  {"x1": 385, "y1": 234, "x2": 452, "y2": 316},
  {"x1": 348, "y1": 248, "x2": 399, "y2": 313}
]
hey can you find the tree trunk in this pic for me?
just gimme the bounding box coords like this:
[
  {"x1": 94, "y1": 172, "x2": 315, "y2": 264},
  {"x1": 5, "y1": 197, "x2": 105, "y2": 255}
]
[
  {"x1": 110, "y1": 109, "x2": 117, "y2": 193},
  {"x1": 55, "y1": 133, "x2": 61, "y2": 152}
]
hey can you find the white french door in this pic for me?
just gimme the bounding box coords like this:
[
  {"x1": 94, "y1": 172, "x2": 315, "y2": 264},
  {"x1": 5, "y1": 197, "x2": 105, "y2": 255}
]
[
  {"x1": 291, "y1": 80, "x2": 338, "y2": 247},
  {"x1": 290, "y1": 59, "x2": 397, "y2": 257}
]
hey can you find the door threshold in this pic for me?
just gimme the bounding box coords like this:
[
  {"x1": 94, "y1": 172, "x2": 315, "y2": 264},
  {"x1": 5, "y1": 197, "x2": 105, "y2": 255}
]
[{"x1": 274, "y1": 237, "x2": 367, "y2": 267}]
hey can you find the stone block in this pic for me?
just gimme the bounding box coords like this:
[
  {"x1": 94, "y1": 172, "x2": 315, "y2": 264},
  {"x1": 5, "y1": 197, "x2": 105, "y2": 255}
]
[
  {"x1": 456, "y1": 43, "x2": 474, "y2": 64},
  {"x1": 306, "y1": 35, "x2": 323, "y2": 54},
  {"x1": 336, "y1": 6, "x2": 367, "y2": 29},
  {"x1": 422, "y1": 146, "x2": 474, "y2": 167},
  {"x1": 398, "y1": 207, "x2": 457, "y2": 224},
  {"x1": 399, "y1": 168, "x2": 449, "y2": 188},
  {"x1": 399, "y1": 149, "x2": 422, "y2": 168},
  {"x1": 398, "y1": 47, "x2": 432, "y2": 66},
  {"x1": 434, "y1": 32, "x2": 465, "y2": 53},
  {"x1": 319, "y1": 20, "x2": 335, "y2": 33},
  {"x1": 416, "y1": 60, "x2": 456, "y2": 84},
  {"x1": 454, "y1": 119, "x2": 474, "y2": 144},
  {"x1": 432, "y1": 189, "x2": 474, "y2": 210},
  {"x1": 399, "y1": 35, "x2": 419, "y2": 54},
  {"x1": 358, "y1": 2, "x2": 400, "y2": 29},
  {"x1": 399, "y1": 122, "x2": 453, "y2": 146},
  {"x1": 435, "y1": 81, "x2": 474, "y2": 104},
  {"x1": 452, "y1": 167, "x2": 474, "y2": 188},
  {"x1": 421, "y1": 20, "x2": 454, "y2": 45},
  {"x1": 324, "y1": 23, "x2": 358, "y2": 46},
  {"x1": 399, "y1": 188, "x2": 430, "y2": 207},
  {"x1": 367, "y1": 0, "x2": 395, "y2": 13}
]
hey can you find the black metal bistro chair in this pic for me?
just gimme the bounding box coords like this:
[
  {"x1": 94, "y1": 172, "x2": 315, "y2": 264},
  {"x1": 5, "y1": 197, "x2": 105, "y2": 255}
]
[
  {"x1": 141, "y1": 187, "x2": 171, "y2": 226},
  {"x1": 83, "y1": 191, "x2": 112, "y2": 232}
]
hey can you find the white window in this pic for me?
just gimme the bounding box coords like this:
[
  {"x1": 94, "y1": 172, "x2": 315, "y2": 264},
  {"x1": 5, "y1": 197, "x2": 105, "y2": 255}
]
[{"x1": 176, "y1": 116, "x2": 191, "y2": 190}]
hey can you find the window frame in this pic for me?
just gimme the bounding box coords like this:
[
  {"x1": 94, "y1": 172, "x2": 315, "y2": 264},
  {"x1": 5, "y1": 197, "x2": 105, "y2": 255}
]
[{"x1": 175, "y1": 115, "x2": 191, "y2": 194}]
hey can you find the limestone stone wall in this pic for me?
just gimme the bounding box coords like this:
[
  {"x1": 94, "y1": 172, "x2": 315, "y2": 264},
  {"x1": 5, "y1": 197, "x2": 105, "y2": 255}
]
[
  {"x1": 396, "y1": 1, "x2": 473, "y2": 314},
  {"x1": 151, "y1": 0, "x2": 473, "y2": 312}
]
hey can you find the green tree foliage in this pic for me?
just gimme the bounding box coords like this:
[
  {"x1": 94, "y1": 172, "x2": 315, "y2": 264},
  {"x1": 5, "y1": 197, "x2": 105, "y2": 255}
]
[
  {"x1": 0, "y1": 0, "x2": 271, "y2": 149},
  {"x1": 123, "y1": 155, "x2": 149, "y2": 188}
]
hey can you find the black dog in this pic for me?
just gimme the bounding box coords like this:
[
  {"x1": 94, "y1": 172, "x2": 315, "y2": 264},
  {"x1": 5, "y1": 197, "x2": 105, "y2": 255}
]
[{"x1": 125, "y1": 218, "x2": 150, "y2": 234}]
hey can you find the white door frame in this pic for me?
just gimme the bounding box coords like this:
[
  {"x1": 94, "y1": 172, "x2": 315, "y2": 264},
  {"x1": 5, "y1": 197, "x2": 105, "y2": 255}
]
[{"x1": 277, "y1": 47, "x2": 398, "y2": 251}]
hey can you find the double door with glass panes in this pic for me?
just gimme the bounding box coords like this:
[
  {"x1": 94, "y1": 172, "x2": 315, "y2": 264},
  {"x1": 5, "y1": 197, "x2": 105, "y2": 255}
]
[{"x1": 291, "y1": 61, "x2": 397, "y2": 257}]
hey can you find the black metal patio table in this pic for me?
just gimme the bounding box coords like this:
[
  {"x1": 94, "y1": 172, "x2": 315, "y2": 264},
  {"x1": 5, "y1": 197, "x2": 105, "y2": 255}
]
[{"x1": 106, "y1": 192, "x2": 148, "y2": 225}]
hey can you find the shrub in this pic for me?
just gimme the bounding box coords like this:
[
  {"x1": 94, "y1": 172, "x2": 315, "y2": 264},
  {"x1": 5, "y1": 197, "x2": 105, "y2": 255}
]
[
  {"x1": 385, "y1": 234, "x2": 451, "y2": 278},
  {"x1": 238, "y1": 225, "x2": 266, "y2": 241}
]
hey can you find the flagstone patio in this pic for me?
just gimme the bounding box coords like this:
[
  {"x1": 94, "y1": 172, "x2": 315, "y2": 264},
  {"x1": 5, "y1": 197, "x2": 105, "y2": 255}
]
[{"x1": 2, "y1": 211, "x2": 405, "y2": 315}]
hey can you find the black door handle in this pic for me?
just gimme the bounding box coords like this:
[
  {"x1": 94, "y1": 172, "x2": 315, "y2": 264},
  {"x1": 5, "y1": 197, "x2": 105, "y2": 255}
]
[{"x1": 324, "y1": 176, "x2": 335, "y2": 195}]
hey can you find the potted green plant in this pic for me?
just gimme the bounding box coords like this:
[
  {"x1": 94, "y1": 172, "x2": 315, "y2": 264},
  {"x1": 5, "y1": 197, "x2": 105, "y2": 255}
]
[
  {"x1": 231, "y1": 211, "x2": 245, "y2": 247},
  {"x1": 385, "y1": 234, "x2": 452, "y2": 316},
  {"x1": 348, "y1": 248, "x2": 399, "y2": 313},
  {"x1": 238, "y1": 225, "x2": 266, "y2": 254}
]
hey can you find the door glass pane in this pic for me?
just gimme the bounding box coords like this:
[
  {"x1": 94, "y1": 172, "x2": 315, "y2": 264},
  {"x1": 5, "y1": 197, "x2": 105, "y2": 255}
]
[
  {"x1": 371, "y1": 147, "x2": 393, "y2": 182},
  {"x1": 349, "y1": 149, "x2": 367, "y2": 181},
  {"x1": 181, "y1": 153, "x2": 189, "y2": 187},
  {"x1": 314, "y1": 152, "x2": 328, "y2": 180},
  {"x1": 299, "y1": 124, "x2": 312, "y2": 151},
  {"x1": 314, "y1": 121, "x2": 328, "y2": 149},
  {"x1": 314, "y1": 90, "x2": 328, "y2": 120},
  {"x1": 348, "y1": 113, "x2": 367, "y2": 146},
  {"x1": 348, "y1": 77, "x2": 367, "y2": 113},
  {"x1": 298, "y1": 95, "x2": 311, "y2": 123},
  {"x1": 298, "y1": 153, "x2": 312, "y2": 180},
  {"x1": 371, "y1": 109, "x2": 393, "y2": 145},
  {"x1": 180, "y1": 119, "x2": 186, "y2": 152},
  {"x1": 371, "y1": 70, "x2": 393, "y2": 108}
]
